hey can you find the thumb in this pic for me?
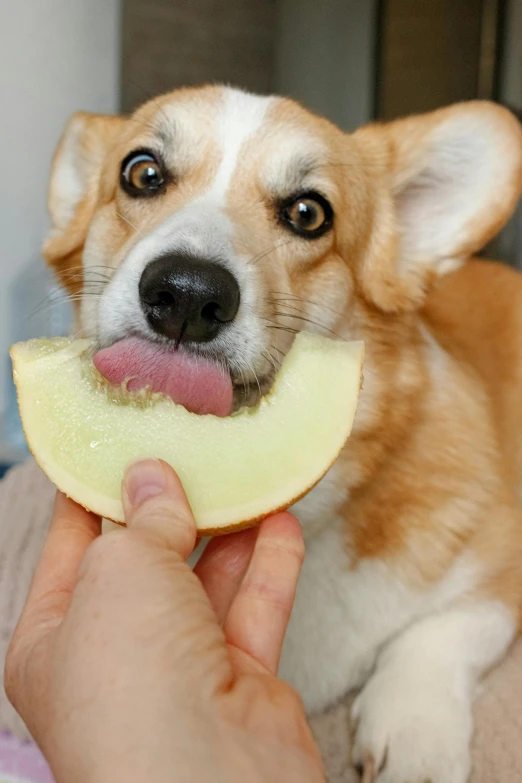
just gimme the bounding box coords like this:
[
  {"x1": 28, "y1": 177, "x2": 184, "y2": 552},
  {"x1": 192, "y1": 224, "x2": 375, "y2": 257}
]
[{"x1": 122, "y1": 459, "x2": 197, "y2": 559}]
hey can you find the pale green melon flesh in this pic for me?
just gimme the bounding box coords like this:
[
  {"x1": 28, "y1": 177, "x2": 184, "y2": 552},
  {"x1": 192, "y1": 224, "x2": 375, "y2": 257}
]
[{"x1": 10, "y1": 333, "x2": 363, "y2": 534}]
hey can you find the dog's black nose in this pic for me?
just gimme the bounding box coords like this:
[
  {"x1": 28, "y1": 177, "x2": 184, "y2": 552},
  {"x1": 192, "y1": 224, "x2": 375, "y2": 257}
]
[{"x1": 139, "y1": 253, "x2": 240, "y2": 343}]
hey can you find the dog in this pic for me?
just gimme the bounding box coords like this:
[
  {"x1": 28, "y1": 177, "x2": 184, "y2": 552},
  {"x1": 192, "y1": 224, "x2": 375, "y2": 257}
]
[{"x1": 43, "y1": 85, "x2": 522, "y2": 783}]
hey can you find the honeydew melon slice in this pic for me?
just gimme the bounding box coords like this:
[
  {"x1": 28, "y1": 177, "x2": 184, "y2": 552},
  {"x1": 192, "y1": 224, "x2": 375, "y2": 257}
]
[{"x1": 10, "y1": 333, "x2": 363, "y2": 534}]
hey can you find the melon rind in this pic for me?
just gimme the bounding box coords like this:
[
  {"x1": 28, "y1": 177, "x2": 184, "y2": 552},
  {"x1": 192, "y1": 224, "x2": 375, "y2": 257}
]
[{"x1": 10, "y1": 333, "x2": 363, "y2": 534}]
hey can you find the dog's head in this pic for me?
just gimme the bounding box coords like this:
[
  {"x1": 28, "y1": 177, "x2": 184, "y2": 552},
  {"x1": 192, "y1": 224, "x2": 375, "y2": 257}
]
[{"x1": 44, "y1": 85, "x2": 522, "y2": 416}]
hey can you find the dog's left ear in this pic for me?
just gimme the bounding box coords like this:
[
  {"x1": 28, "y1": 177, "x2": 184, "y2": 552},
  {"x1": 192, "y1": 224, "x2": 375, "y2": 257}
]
[{"x1": 355, "y1": 102, "x2": 522, "y2": 311}]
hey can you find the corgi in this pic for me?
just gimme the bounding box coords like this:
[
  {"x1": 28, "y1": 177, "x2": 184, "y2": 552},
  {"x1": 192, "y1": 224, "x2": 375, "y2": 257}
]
[{"x1": 43, "y1": 85, "x2": 522, "y2": 783}]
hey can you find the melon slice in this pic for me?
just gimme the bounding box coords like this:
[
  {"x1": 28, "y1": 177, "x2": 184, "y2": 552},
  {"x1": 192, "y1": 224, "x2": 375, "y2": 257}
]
[{"x1": 10, "y1": 333, "x2": 363, "y2": 534}]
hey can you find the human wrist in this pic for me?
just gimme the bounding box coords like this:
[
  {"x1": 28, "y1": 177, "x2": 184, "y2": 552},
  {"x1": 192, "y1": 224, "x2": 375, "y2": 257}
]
[{"x1": 59, "y1": 721, "x2": 321, "y2": 783}]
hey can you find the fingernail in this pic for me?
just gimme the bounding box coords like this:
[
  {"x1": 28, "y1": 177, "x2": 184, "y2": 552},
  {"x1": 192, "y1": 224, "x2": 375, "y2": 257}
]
[{"x1": 124, "y1": 459, "x2": 166, "y2": 507}]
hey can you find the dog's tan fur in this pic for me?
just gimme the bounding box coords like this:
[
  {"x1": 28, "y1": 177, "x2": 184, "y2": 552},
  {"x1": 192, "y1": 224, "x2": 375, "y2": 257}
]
[{"x1": 42, "y1": 85, "x2": 522, "y2": 781}]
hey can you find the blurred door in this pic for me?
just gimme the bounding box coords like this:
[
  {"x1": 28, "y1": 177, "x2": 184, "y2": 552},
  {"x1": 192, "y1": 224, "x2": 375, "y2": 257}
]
[
  {"x1": 375, "y1": 0, "x2": 504, "y2": 119},
  {"x1": 121, "y1": 0, "x2": 276, "y2": 112},
  {"x1": 375, "y1": 0, "x2": 522, "y2": 269}
]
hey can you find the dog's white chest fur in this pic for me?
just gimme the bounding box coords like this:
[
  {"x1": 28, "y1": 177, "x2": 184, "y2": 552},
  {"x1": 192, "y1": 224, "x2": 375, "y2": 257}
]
[{"x1": 279, "y1": 515, "x2": 479, "y2": 715}]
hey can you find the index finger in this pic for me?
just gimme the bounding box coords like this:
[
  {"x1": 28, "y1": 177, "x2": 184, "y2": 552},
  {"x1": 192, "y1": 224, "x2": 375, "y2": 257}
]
[
  {"x1": 22, "y1": 492, "x2": 101, "y2": 624},
  {"x1": 223, "y1": 512, "x2": 304, "y2": 675}
]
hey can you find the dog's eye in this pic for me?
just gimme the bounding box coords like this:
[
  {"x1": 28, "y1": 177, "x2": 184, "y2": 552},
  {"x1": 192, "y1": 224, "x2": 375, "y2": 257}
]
[
  {"x1": 120, "y1": 151, "x2": 165, "y2": 197},
  {"x1": 281, "y1": 192, "x2": 333, "y2": 238}
]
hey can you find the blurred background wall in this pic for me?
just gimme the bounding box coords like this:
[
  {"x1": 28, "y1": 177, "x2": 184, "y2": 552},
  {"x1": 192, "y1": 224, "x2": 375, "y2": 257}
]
[
  {"x1": 0, "y1": 0, "x2": 521, "y2": 463},
  {"x1": 0, "y1": 0, "x2": 120, "y2": 451}
]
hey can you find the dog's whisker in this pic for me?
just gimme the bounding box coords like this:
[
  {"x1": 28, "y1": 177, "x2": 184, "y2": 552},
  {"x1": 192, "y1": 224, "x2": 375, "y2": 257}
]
[
  {"x1": 271, "y1": 310, "x2": 344, "y2": 339},
  {"x1": 116, "y1": 211, "x2": 143, "y2": 237},
  {"x1": 58, "y1": 277, "x2": 110, "y2": 290},
  {"x1": 261, "y1": 349, "x2": 278, "y2": 375},
  {"x1": 28, "y1": 291, "x2": 89, "y2": 321},
  {"x1": 245, "y1": 360, "x2": 262, "y2": 403},
  {"x1": 246, "y1": 239, "x2": 295, "y2": 267},
  {"x1": 271, "y1": 300, "x2": 336, "y2": 323},
  {"x1": 260, "y1": 315, "x2": 301, "y2": 337},
  {"x1": 59, "y1": 264, "x2": 115, "y2": 278},
  {"x1": 262, "y1": 345, "x2": 285, "y2": 374},
  {"x1": 81, "y1": 265, "x2": 117, "y2": 279},
  {"x1": 268, "y1": 291, "x2": 350, "y2": 324},
  {"x1": 28, "y1": 294, "x2": 104, "y2": 323},
  {"x1": 237, "y1": 366, "x2": 250, "y2": 403},
  {"x1": 60, "y1": 267, "x2": 114, "y2": 278},
  {"x1": 264, "y1": 324, "x2": 300, "y2": 336},
  {"x1": 268, "y1": 343, "x2": 286, "y2": 365},
  {"x1": 71, "y1": 326, "x2": 96, "y2": 343},
  {"x1": 268, "y1": 295, "x2": 348, "y2": 338},
  {"x1": 58, "y1": 276, "x2": 110, "y2": 286}
]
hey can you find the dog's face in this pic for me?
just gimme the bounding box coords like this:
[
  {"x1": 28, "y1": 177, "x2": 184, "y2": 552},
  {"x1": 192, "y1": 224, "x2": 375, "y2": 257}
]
[{"x1": 44, "y1": 86, "x2": 522, "y2": 416}]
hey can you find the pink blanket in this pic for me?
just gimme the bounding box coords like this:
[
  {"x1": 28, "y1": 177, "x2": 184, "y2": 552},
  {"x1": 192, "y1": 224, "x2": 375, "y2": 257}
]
[{"x1": 0, "y1": 732, "x2": 52, "y2": 783}]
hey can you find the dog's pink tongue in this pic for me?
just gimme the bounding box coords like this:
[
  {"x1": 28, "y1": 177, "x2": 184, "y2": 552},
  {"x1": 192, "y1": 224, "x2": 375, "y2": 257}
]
[{"x1": 93, "y1": 337, "x2": 232, "y2": 416}]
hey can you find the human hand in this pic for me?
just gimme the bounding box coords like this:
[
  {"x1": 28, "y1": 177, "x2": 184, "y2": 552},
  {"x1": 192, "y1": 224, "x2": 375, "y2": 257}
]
[{"x1": 5, "y1": 459, "x2": 324, "y2": 783}]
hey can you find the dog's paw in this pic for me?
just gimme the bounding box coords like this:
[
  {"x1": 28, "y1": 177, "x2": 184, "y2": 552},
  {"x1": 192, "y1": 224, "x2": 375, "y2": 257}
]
[{"x1": 351, "y1": 668, "x2": 472, "y2": 783}]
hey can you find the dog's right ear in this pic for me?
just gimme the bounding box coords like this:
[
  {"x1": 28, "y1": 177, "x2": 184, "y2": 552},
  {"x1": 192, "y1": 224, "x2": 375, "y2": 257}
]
[
  {"x1": 352, "y1": 102, "x2": 522, "y2": 311},
  {"x1": 43, "y1": 112, "x2": 125, "y2": 291}
]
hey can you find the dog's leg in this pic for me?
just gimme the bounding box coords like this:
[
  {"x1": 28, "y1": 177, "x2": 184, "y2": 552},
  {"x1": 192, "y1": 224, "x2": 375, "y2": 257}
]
[{"x1": 351, "y1": 601, "x2": 516, "y2": 783}]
